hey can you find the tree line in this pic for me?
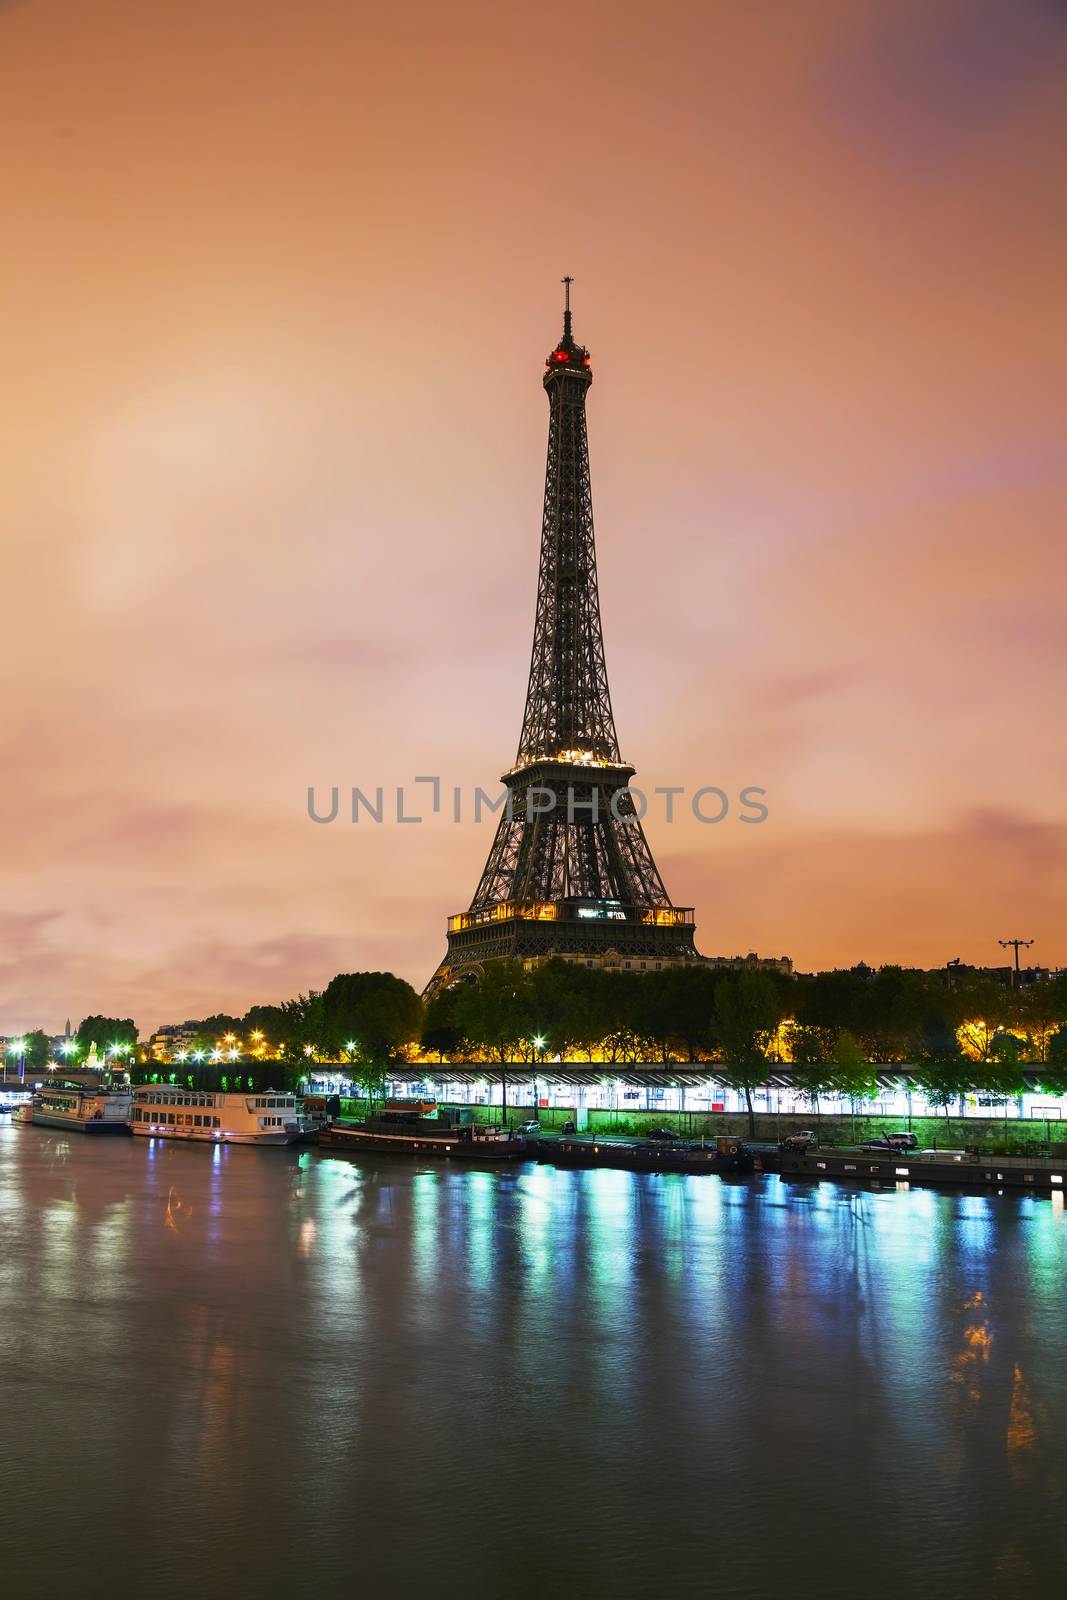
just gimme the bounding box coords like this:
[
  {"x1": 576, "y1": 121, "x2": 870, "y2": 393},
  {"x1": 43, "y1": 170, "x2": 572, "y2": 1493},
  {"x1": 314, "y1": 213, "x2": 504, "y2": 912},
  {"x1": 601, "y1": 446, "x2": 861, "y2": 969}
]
[
  {"x1": 15, "y1": 961, "x2": 1067, "y2": 1123},
  {"x1": 423, "y1": 960, "x2": 1067, "y2": 1134}
]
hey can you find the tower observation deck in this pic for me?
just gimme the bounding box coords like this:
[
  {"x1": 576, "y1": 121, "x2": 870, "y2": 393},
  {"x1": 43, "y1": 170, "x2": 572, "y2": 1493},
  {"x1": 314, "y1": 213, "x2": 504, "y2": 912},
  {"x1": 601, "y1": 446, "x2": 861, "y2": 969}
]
[{"x1": 426, "y1": 283, "x2": 698, "y2": 993}]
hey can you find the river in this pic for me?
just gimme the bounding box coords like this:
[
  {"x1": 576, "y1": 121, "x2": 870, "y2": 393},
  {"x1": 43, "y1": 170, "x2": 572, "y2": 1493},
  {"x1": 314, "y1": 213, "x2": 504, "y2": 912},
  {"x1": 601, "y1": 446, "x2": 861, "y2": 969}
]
[{"x1": 1, "y1": 1123, "x2": 1065, "y2": 1599}]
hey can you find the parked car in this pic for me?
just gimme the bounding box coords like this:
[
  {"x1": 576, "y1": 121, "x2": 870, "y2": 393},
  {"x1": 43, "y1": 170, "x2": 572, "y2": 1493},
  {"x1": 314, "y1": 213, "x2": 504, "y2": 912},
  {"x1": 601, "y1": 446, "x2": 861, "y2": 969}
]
[
  {"x1": 645, "y1": 1126, "x2": 680, "y2": 1142},
  {"x1": 560, "y1": 1119, "x2": 577, "y2": 1135},
  {"x1": 779, "y1": 1131, "x2": 817, "y2": 1153},
  {"x1": 861, "y1": 1131, "x2": 919, "y2": 1153},
  {"x1": 517, "y1": 1120, "x2": 540, "y2": 1137}
]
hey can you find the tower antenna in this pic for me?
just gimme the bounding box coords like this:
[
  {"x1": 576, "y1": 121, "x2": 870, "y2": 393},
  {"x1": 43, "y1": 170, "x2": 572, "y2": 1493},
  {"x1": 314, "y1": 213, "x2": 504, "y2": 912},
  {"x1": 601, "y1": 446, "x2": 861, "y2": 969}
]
[{"x1": 562, "y1": 275, "x2": 573, "y2": 346}]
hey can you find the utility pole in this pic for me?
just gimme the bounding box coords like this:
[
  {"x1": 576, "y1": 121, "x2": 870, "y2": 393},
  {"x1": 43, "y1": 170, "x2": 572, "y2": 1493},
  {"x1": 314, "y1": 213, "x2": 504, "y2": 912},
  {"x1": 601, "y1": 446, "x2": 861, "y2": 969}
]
[{"x1": 998, "y1": 939, "x2": 1034, "y2": 988}]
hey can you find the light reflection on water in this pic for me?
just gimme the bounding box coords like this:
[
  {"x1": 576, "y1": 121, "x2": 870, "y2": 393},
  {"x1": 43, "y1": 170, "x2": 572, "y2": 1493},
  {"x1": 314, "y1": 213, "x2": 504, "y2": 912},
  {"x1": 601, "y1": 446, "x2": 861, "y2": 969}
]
[{"x1": 1, "y1": 1125, "x2": 1065, "y2": 1599}]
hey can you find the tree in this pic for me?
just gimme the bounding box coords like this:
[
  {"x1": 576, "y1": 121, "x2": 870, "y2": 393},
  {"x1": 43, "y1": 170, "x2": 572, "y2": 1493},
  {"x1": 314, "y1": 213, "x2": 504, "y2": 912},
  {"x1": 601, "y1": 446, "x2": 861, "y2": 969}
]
[
  {"x1": 989, "y1": 1030, "x2": 1022, "y2": 1069},
  {"x1": 1012, "y1": 978, "x2": 1067, "y2": 1063},
  {"x1": 792, "y1": 1058, "x2": 837, "y2": 1124},
  {"x1": 916, "y1": 1016, "x2": 969, "y2": 1139},
  {"x1": 351, "y1": 1060, "x2": 388, "y2": 1108},
  {"x1": 788, "y1": 1024, "x2": 832, "y2": 1122},
  {"x1": 601, "y1": 971, "x2": 645, "y2": 1063},
  {"x1": 1038, "y1": 1027, "x2": 1067, "y2": 1095},
  {"x1": 792, "y1": 968, "x2": 869, "y2": 1057},
  {"x1": 280, "y1": 991, "x2": 327, "y2": 1061},
  {"x1": 452, "y1": 962, "x2": 532, "y2": 1064},
  {"x1": 452, "y1": 961, "x2": 532, "y2": 1124},
  {"x1": 916, "y1": 1059, "x2": 971, "y2": 1140},
  {"x1": 631, "y1": 969, "x2": 677, "y2": 1063},
  {"x1": 76, "y1": 1016, "x2": 138, "y2": 1055},
  {"x1": 196, "y1": 1013, "x2": 243, "y2": 1042},
  {"x1": 23, "y1": 1030, "x2": 51, "y2": 1072},
  {"x1": 530, "y1": 958, "x2": 593, "y2": 1062},
  {"x1": 321, "y1": 972, "x2": 422, "y2": 1065},
  {"x1": 421, "y1": 985, "x2": 462, "y2": 1062},
  {"x1": 711, "y1": 970, "x2": 785, "y2": 1138},
  {"x1": 662, "y1": 965, "x2": 719, "y2": 1061},
  {"x1": 568, "y1": 969, "x2": 615, "y2": 1062},
  {"x1": 831, "y1": 1030, "x2": 876, "y2": 1092},
  {"x1": 864, "y1": 968, "x2": 930, "y2": 1060},
  {"x1": 953, "y1": 977, "x2": 1010, "y2": 1062},
  {"x1": 830, "y1": 1030, "x2": 879, "y2": 1137},
  {"x1": 242, "y1": 1004, "x2": 289, "y2": 1054},
  {"x1": 625, "y1": 964, "x2": 717, "y2": 1063}
]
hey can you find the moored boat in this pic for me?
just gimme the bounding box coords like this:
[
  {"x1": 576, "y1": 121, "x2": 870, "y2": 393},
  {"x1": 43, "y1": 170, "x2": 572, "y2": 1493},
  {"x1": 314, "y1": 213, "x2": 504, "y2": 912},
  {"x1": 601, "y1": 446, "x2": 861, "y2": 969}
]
[
  {"x1": 12, "y1": 1085, "x2": 133, "y2": 1134},
  {"x1": 321, "y1": 1102, "x2": 527, "y2": 1161},
  {"x1": 130, "y1": 1085, "x2": 303, "y2": 1145},
  {"x1": 539, "y1": 1134, "x2": 754, "y2": 1175}
]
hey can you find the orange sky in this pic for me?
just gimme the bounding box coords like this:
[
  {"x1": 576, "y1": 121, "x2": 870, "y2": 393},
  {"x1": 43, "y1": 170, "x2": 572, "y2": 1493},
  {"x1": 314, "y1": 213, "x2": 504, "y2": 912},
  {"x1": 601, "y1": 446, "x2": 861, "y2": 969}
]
[{"x1": 2, "y1": 0, "x2": 1065, "y2": 1033}]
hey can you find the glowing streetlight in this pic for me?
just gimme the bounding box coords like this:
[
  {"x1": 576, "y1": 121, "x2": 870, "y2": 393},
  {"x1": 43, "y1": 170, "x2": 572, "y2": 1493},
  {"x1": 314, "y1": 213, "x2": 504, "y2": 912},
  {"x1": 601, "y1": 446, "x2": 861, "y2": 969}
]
[
  {"x1": 176, "y1": 1050, "x2": 188, "y2": 1063},
  {"x1": 193, "y1": 1049, "x2": 206, "y2": 1062},
  {"x1": 6, "y1": 1038, "x2": 27, "y2": 1085},
  {"x1": 60, "y1": 1041, "x2": 79, "y2": 1058},
  {"x1": 227, "y1": 1048, "x2": 239, "y2": 1061}
]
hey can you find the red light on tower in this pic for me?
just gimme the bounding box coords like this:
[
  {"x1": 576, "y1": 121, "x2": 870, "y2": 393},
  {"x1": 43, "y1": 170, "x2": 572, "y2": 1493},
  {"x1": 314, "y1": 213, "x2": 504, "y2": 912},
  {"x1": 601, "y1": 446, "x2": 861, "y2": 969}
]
[{"x1": 553, "y1": 349, "x2": 568, "y2": 362}]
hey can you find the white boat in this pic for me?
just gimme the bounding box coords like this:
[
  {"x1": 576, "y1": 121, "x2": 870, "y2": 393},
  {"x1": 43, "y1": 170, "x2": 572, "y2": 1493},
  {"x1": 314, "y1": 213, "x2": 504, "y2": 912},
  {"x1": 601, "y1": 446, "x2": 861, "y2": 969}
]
[
  {"x1": 12, "y1": 1085, "x2": 133, "y2": 1134},
  {"x1": 129, "y1": 1085, "x2": 303, "y2": 1145}
]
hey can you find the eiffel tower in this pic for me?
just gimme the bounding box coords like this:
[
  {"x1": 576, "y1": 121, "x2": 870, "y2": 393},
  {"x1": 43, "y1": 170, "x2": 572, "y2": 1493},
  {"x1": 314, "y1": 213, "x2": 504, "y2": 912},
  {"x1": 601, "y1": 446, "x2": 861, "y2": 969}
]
[{"x1": 426, "y1": 283, "x2": 698, "y2": 993}]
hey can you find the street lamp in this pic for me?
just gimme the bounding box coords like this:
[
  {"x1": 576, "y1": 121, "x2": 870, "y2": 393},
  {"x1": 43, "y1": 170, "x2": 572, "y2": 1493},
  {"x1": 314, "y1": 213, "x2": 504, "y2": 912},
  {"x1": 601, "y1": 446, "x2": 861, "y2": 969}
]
[
  {"x1": 532, "y1": 1034, "x2": 546, "y2": 1113},
  {"x1": 7, "y1": 1038, "x2": 26, "y2": 1086}
]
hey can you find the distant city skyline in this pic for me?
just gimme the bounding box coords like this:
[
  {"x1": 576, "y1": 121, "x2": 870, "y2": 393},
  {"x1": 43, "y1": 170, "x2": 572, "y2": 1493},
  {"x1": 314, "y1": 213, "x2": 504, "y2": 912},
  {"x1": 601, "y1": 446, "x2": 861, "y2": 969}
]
[{"x1": 2, "y1": 0, "x2": 1065, "y2": 1033}]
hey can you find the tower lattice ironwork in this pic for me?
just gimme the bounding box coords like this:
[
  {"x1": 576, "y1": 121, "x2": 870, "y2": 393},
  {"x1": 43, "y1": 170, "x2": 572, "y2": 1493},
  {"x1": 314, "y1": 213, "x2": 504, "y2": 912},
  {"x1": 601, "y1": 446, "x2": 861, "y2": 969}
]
[{"x1": 426, "y1": 283, "x2": 698, "y2": 993}]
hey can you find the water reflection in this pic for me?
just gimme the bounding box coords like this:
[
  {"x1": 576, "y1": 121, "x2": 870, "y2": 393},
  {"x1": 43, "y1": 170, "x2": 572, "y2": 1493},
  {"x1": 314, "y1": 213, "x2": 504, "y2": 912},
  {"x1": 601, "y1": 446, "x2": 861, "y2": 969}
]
[{"x1": 1, "y1": 1126, "x2": 1065, "y2": 1597}]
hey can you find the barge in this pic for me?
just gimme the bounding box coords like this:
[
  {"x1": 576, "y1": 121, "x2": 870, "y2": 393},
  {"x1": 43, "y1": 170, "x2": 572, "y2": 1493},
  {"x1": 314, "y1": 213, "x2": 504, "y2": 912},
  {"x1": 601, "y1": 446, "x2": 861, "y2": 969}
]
[
  {"x1": 321, "y1": 1103, "x2": 526, "y2": 1161},
  {"x1": 760, "y1": 1144, "x2": 1067, "y2": 1193},
  {"x1": 538, "y1": 1135, "x2": 754, "y2": 1175}
]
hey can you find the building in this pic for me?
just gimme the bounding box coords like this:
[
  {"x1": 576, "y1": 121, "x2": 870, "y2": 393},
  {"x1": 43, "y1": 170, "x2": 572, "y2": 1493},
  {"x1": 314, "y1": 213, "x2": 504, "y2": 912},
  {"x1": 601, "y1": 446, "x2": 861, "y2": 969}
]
[{"x1": 146, "y1": 1022, "x2": 202, "y2": 1061}]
